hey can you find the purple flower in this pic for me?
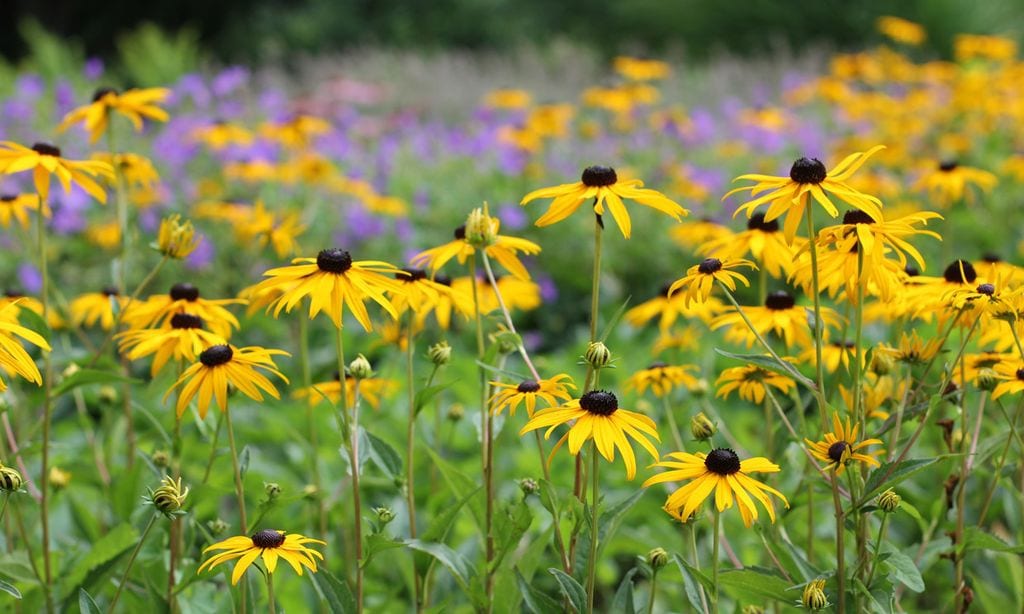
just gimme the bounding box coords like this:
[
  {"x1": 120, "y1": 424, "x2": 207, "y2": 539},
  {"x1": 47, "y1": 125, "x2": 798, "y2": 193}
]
[
  {"x1": 212, "y1": 67, "x2": 250, "y2": 97},
  {"x1": 17, "y1": 264, "x2": 42, "y2": 294},
  {"x1": 84, "y1": 58, "x2": 105, "y2": 80},
  {"x1": 185, "y1": 235, "x2": 215, "y2": 270},
  {"x1": 497, "y1": 203, "x2": 527, "y2": 230},
  {"x1": 14, "y1": 74, "x2": 45, "y2": 99}
]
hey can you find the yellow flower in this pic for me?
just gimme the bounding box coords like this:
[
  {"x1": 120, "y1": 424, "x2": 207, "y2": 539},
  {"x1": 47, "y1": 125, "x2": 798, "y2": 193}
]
[
  {"x1": 489, "y1": 374, "x2": 575, "y2": 417},
  {"x1": 626, "y1": 286, "x2": 726, "y2": 330},
  {"x1": 0, "y1": 300, "x2": 51, "y2": 391},
  {"x1": 700, "y1": 213, "x2": 805, "y2": 278},
  {"x1": 69, "y1": 288, "x2": 124, "y2": 330},
  {"x1": 877, "y1": 16, "x2": 926, "y2": 45},
  {"x1": 198, "y1": 530, "x2": 325, "y2": 585},
  {"x1": 0, "y1": 141, "x2": 113, "y2": 202},
  {"x1": 451, "y1": 275, "x2": 541, "y2": 315},
  {"x1": 236, "y1": 201, "x2": 306, "y2": 259},
  {"x1": 520, "y1": 390, "x2": 660, "y2": 480},
  {"x1": 913, "y1": 160, "x2": 996, "y2": 206},
  {"x1": 816, "y1": 209, "x2": 942, "y2": 273},
  {"x1": 117, "y1": 313, "x2": 227, "y2": 376},
  {"x1": 167, "y1": 344, "x2": 289, "y2": 419},
  {"x1": 711, "y1": 290, "x2": 841, "y2": 349},
  {"x1": 58, "y1": 87, "x2": 170, "y2": 143},
  {"x1": 125, "y1": 283, "x2": 242, "y2": 340},
  {"x1": 410, "y1": 216, "x2": 540, "y2": 281},
  {"x1": 0, "y1": 193, "x2": 45, "y2": 228},
  {"x1": 992, "y1": 362, "x2": 1024, "y2": 400},
  {"x1": 292, "y1": 373, "x2": 396, "y2": 410},
  {"x1": 482, "y1": 89, "x2": 532, "y2": 109},
  {"x1": 643, "y1": 449, "x2": 789, "y2": 527},
  {"x1": 259, "y1": 115, "x2": 331, "y2": 149},
  {"x1": 253, "y1": 249, "x2": 406, "y2": 330},
  {"x1": 716, "y1": 363, "x2": 796, "y2": 404},
  {"x1": 805, "y1": 413, "x2": 884, "y2": 475},
  {"x1": 520, "y1": 165, "x2": 687, "y2": 239},
  {"x1": 667, "y1": 257, "x2": 756, "y2": 307},
  {"x1": 191, "y1": 121, "x2": 253, "y2": 150},
  {"x1": 613, "y1": 57, "x2": 671, "y2": 81},
  {"x1": 388, "y1": 268, "x2": 455, "y2": 322},
  {"x1": 93, "y1": 152, "x2": 161, "y2": 190},
  {"x1": 954, "y1": 34, "x2": 1017, "y2": 62},
  {"x1": 157, "y1": 214, "x2": 201, "y2": 259},
  {"x1": 877, "y1": 330, "x2": 942, "y2": 365},
  {"x1": 624, "y1": 362, "x2": 700, "y2": 397},
  {"x1": 669, "y1": 218, "x2": 733, "y2": 251},
  {"x1": 725, "y1": 146, "x2": 885, "y2": 242}
]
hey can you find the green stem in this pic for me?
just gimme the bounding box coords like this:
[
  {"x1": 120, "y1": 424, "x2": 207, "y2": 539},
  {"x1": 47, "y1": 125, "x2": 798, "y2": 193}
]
[
  {"x1": 298, "y1": 316, "x2": 326, "y2": 538},
  {"x1": 978, "y1": 398, "x2": 1024, "y2": 524},
  {"x1": 586, "y1": 441, "x2": 600, "y2": 613},
  {"x1": 405, "y1": 311, "x2": 424, "y2": 612},
  {"x1": 224, "y1": 403, "x2": 248, "y2": 534},
  {"x1": 35, "y1": 193, "x2": 54, "y2": 609},
  {"x1": 831, "y1": 469, "x2": 846, "y2": 614},
  {"x1": 202, "y1": 411, "x2": 224, "y2": 485},
  {"x1": 864, "y1": 514, "x2": 889, "y2": 589},
  {"x1": 711, "y1": 508, "x2": 720, "y2": 614},
  {"x1": 589, "y1": 210, "x2": 603, "y2": 343},
  {"x1": 689, "y1": 524, "x2": 709, "y2": 614},
  {"x1": 266, "y1": 570, "x2": 276, "y2": 614},
  {"x1": 468, "y1": 256, "x2": 494, "y2": 611},
  {"x1": 803, "y1": 204, "x2": 828, "y2": 426},
  {"x1": 645, "y1": 568, "x2": 658, "y2": 614},
  {"x1": 108, "y1": 514, "x2": 158, "y2": 613},
  {"x1": 87, "y1": 255, "x2": 169, "y2": 367},
  {"x1": 660, "y1": 395, "x2": 685, "y2": 452}
]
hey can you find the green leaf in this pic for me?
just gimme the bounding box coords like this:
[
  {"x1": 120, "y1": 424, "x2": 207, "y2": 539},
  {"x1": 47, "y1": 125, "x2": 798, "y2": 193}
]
[
  {"x1": 362, "y1": 534, "x2": 404, "y2": 568},
  {"x1": 673, "y1": 555, "x2": 711, "y2": 614},
  {"x1": 67, "y1": 493, "x2": 101, "y2": 543},
  {"x1": 54, "y1": 369, "x2": 139, "y2": 397},
  {"x1": 0, "y1": 552, "x2": 38, "y2": 584},
  {"x1": 13, "y1": 305, "x2": 50, "y2": 342},
  {"x1": 537, "y1": 479, "x2": 559, "y2": 517},
  {"x1": 852, "y1": 577, "x2": 891, "y2": 614},
  {"x1": 78, "y1": 588, "x2": 99, "y2": 612},
  {"x1": 718, "y1": 568, "x2": 794, "y2": 603},
  {"x1": 714, "y1": 349, "x2": 816, "y2": 388},
  {"x1": 422, "y1": 486, "x2": 480, "y2": 545},
  {"x1": 860, "y1": 458, "x2": 942, "y2": 505},
  {"x1": 59, "y1": 522, "x2": 138, "y2": 600},
  {"x1": 423, "y1": 447, "x2": 484, "y2": 530},
  {"x1": 360, "y1": 429, "x2": 403, "y2": 479},
  {"x1": 406, "y1": 540, "x2": 475, "y2": 593},
  {"x1": 239, "y1": 445, "x2": 251, "y2": 479},
  {"x1": 414, "y1": 381, "x2": 456, "y2": 416},
  {"x1": 491, "y1": 499, "x2": 533, "y2": 572},
  {"x1": 610, "y1": 567, "x2": 638, "y2": 614},
  {"x1": 548, "y1": 568, "x2": 586, "y2": 613},
  {"x1": 309, "y1": 568, "x2": 357, "y2": 614},
  {"x1": 960, "y1": 527, "x2": 1024, "y2": 555},
  {"x1": 598, "y1": 296, "x2": 632, "y2": 344},
  {"x1": 881, "y1": 545, "x2": 924, "y2": 593},
  {"x1": 515, "y1": 567, "x2": 561, "y2": 614},
  {"x1": 0, "y1": 578, "x2": 20, "y2": 600}
]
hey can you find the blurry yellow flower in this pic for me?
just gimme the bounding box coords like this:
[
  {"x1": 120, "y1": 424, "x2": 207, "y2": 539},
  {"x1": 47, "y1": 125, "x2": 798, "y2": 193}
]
[
  {"x1": 625, "y1": 362, "x2": 700, "y2": 397},
  {"x1": 58, "y1": 87, "x2": 170, "y2": 143},
  {"x1": 955, "y1": 34, "x2": 1017, "y2": 62},
  {"x1": 157, "y1": 214, "x2": 200, "y2": 259},
  {"x1": 0, "y1": 193, "x2": 45, "y2": 228},
  {"x1": 877, "y1": 330, "x2": 942, "y2": 365},
  {"x1": 626, "y1": 284, "x2": 726, "y2": 330},
  {"x1": 0, "y1": 300, "x2": 50, "y2": 391},
  {"x1": 49, "y1": 466, "x2": 71, "y2": 490},
  {"x1": 126, "y1": 283, "x2": 242, "y2": 339},
  {"x1": 667, "y1": 257, "x2": 755, "y2": 307},
  {"x1": 69, "y1": 288, "x2": 124, "y2": 330},
  {"x1": 85, "y1": 220, "x2": 121, "y2": 250},
  {"x1": 877, "y1": 16, "x2": 926, "y2": 45},
  {"x1": 93, "y1": 152, "x2": 160, "y2": 190},
  {"x1": 191, "y1": 121, "x2": 253, "y2": 149},
  {"x1": 411, "y1": 217, "x2": 540, "y2": 281},
  {"x1": 0, "y1": 142, "x2": 113, "y2": 203},
  {"x1": 117, "y1": 313, "x2": 226, "y2": 376},
  {"x1": 711, "y1": 290, "x2": 841, "y2": 349},
  {"x1": 483, "y1": 89, "x2": 532, "y2": 109},
  {"x1": 716, "y1": 363, "x2": 796, "y2": 403},
  {"x1": 293, "y1": 373, "x2": 396, "y2": 410},
  {"x1": 260, "y1": 115, "x2": 331, "y2": 149},
  {"x1": 613, "y1": 57, "x2": 671, "y2": 81},
  {"x1": 701, "y1": 213, "x2": 804, "y2": 278}
]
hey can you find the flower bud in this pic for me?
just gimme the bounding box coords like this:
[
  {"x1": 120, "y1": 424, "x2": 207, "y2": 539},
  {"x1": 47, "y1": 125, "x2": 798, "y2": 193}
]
[
  {"x1": 976, "y1": 368, "x2": 998, "y2": 392},
  {"x1": 870, "y1": 347, "x2": 895, "y2": 376},
  {"x1": 647, "y1": 547, "x2": 669, "y2": 569},
  {"x1": 151, "y1": 450, "x2": 170, "y2": 468},
  {"x1": 303, "y1": 484, "x2": 320, "y2": 500},
  {"x1": 690, "y1": 412, "x2": 716, "y2": 441},
  {"x1": 447, "y1": 403, "x2": 465, "y2": 422},
  {"x1": 464, "y1": 205, "x2": 498, "y2": 248},
  {"x1": 519, "y1": 478, "x2": 539, "y2": 496},
  {"x1": 427, "y1": 341, "x2": 452, "y2": 366},
  {"x1": 373, "y1": 506, "x2": 396, "y2": 525},
  {"x1": 741, "y1": 606, "x2": 765, "y2": 614},
  {"x1": 264, "y1": 482, "x2": 282, "y2": 501},
  {"x1": 348, "y1": 354, "x2": 373, "y2": 380},
  {"x1": 49, "y1": 467, "x2": 70, "y2": 490},
  {"x1": 208, "y1": 518, "x2": 228, "y2": 535},
  {"x1": 584, "y1": 341, "x2": 612, "y2": 369},
  {"x1": 157, "y1": 214, "x2": 200, "y2": 259},
  {"x1": 878, "y1": 488, "x2": 902, "y2": 513},
  {"x1": 98, "y1": 385, "x2": 118, "y2": 404},
  {"x1": 801, "y1": 578, "x2": 829, "y2": 611},
  {"x1": 61, "y1": 363, "x2": 81, "y2": 379},
  {"x1": 689, "y1": 377, "x2": 709, "y2": 398},
  {"x1": 149, "y1": 476, "x2": 189, "y2": 517},
  {"x1": 0, "y1": 465, "x2": 24, "y2": 492}
]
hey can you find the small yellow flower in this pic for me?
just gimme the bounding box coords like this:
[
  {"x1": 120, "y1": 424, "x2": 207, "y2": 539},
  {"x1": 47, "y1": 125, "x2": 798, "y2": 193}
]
[
  {"x1": 59, "y1": 87, "x2": 170, "y2": 143},
  {"x1": 667, "y1": 257, "x2": 756, "y2": 307},
  {"x1": 0, "y1": 141, "x2": 113, "y2": 203},
  {"x1": 156, "y1": 214, "x2": 200, "y2": 259},
  {"x1": 166, "y1": 344, "x2": 289, "y2": 419},
  {"x1": 805, "y1": 413, "x2": 884, "y2": 476},
  {"x1": 198, "y1": 530, "x2": 325, "y2": 585}
]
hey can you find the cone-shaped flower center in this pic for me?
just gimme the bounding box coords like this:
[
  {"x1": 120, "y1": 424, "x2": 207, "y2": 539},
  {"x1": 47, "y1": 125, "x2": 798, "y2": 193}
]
[
  {"x1": 31, "y1": 143, "x2": 61, "y2": 157},
  {"x1": 92, "y1": 86, "x2": 118, "y2": 102},
  {"x1": 647, "y1": 361, "x2": 668, "y2": 370},
  {"x1": 981, "y1": 253, "x2": 1002, "y2": 263},
  {"x1": 1016, "y1": 368, "x2": 1024, "y2": 381},
  {"x1": 581, "y1": 165, "x2": 618, "y2": 187},
  {"x1": 317, "y1": 248, "x2": 353, "y2": 273},
  {"x1": 704, "y1": 448, "x2": 741, "y2": 475},
  {"x1": 101, "y1": 286, "x2": 119, "y2": 297},
  {"x1": 171, "y1": 313, "x2": 203, "y2": 329},
  {"x1": 454, "y1": 225, "x2": 466, "y2": 240},
  {"x1": 697, "y1": 258, "x2": 723, "y2": 275},
  {"x1": 765, "y1": 290, "x2": 796, "y2": 311},
  {"x1": 251, "y1": 529, "x2": 286, "y2": 549},
  {"x1": 579, "y1": 390, "x2": 618, "y2": 416},
  {"x1": 199, "y1": 344, "x2": 233, "y2": 366},
  {"x1": 939, "y1": 160, "x2": 958, "y2": 172},
  {"x1": 398, "y1": 268, "x2": 427, "y2": 282},
  {"x1": 517, "y1": 379, "x2": 541, "y2": 393},
  {"x1": 789, "y1": 157, "x2": 827, "y2": 184},
  {"x1": 0, "y1": 195, "x2": 15, "y2": 202},
  {"x1": 170, "y1": 283, "x2": 200, "y2": 301},
  {"x1": 842, "y1": 209, "x2": 876, "y2": 225},
  {"x1": 904, "y1": 265, "x2": 920, "y2": 277},
  {"x1": 976, "y1": 283, "x2": 995, "y2": 296},
  {"x1": 942, "y1": 260, "x2": 977, "y2": 284},
  {"x1": 827, "y1": 441, "x2": 849, "y2": 463},
  {"x1": 747, "y1": 212, "x2": 779, "y2": 232}
]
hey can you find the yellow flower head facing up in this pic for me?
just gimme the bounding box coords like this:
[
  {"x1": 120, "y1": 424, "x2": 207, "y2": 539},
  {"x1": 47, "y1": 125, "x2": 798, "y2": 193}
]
[
  {"x1": 913, "y1": 160, "x2": 997, "y2": 206},
  {"x1": 877, "y1": 16, "x2": 926, "y2": 46},
  {"x1": 489, "y1": 373, "x2": 576, "y2": 418},
  {"x1": 198, "y1": 529, "x2": 325, "y2": 586},
  {"x1": 716, "y1": 363, "x2": 796, "y2": 404},
  {"x1": 519, "y1": 390, "x2": 660, "y2": 480},
  {"x1": 0, "y1": 193, "x2": 44, "y2": 228},
  {"x1": 805, "y1": 413, "x2": 884, "y2": 476},
  {"x1": 59, "y1": 86, "x2": 170, "y2": 143},
  {"x1": 725, "y1": 145, "x2": 885, "y2": 243},
  {"x1": 410, "y1": 218, "x2": 540, "y2": 281},
  {"x1": 167, "y1": 344, "x2": 289, "y2": 419},
  {"x1": 69, "y1": 287, "x2": 124, "y2": 330},
  {"x1": 643, "y1": 449, "x2": 789, "y2": 527},
  {"x1": 520, "y1": 165, "x2": 688, "y2": 239},
  {"x1": 0, "y1": 300, "x2": 51, "y2": 391},
  {"x1": 625, "y1": 362, "x2": 700, "y2": 397},
  {"x1": 157, "y1": 214, "x2": 201, "y2": 259},
  {"x1": 0, "y1": 141, "x2": 113, "y2": 203},
  {"x1": 667, "y1": 257, "x2": 756, "y2": 307},
  {"x1": 253, "y1": 248, "x2": 406, "y2": 330},
  {"x1": 117, "y1": 313, "x2": 227, "y2": 376}
]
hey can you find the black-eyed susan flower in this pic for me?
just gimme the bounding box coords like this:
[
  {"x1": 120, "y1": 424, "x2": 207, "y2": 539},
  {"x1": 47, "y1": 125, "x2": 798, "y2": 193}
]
[
  {"x1": 93, "y1": 152, "x2": 160, "y2": 190},
  {"x1": 805, "y1": 413, "x2": 884, "y2": 475},
  {"x1": 198, "y1": 529, "x2": 325, "y2": 585},
  {"x1": 520, "y1": 390, "x2": 660, "y2": 480},
  {"x1": 58, "y1": 86, "x2": 170, "y2": 143},
  {"x1": 626, "y1": 284, "x2": 726, "y2": 330},
  {"x1": 69, "y1": 287, "x2": 123, "y2": 330},
  {"x1": 0, "y1": 193, "x2": 44, "y2": 228},
  {"x1": 716, "y1": 363, "x2": 796, "y2": 403},
  {"x1": 991, "y1": 361, "x2": 1024, "y2": 400},
  {"x1": 816, "y1": 209, "x2": 942, "y2": 272},
  {"x1": 451, "y1": 275, "x2": 542, "y2": 315},
  {"x1": 125, "y1": 283, "x2": 243, "y2": 340},
  {"x1": 0, "y1": 142, "x2": 113, "y2": 202},
  {"x1": 652, "y1": 326, "x2": 703, "y2": 355},
  {"x1": 643, "y1": 449, "x2": 789, "y2": 527},
  {"x1": 424, "y1": 276, "x2": 475, "y2": 329},
  {"x1": 489, "y1": 374, "x2": 575, "y2": 417},
  {"x1": 725, "y1": 146, "x2": 885, "y2": 242},
  {"x1": 0, "y1": 300, "x2": 50, "y2": 391},
  {"x1": 913, "y1": 160, "x2": 996, "y2": 206},
  {"x1": 946, "y1": 278, "x2": 1021, "y2": 317},
  {"x1": 668, "y1": 218, "x2": 733, "y2": 251},
  {"x1": 668, "y1": 257, "x2": 756, "y2": 307},
  {"x1": 700, "y1": 212, "x2": 804, "y2": 278},
  {"x1": 625, "y1": 362, "x2": 700, "y2": 397},
  {"x1": 253, "y1": 248, "x2": 405, "y2": 330},
  {"x1": 800, "y1": 340, "x2": 860, "y2": 374},
  {"x1": 877, "y1": 16, "x2": 926, "y2": 45},
  {"x1": 792, "y1": 240, "x2": 908, "y2": 303},
  {"x1": 167, "y1": 344, "x2": 288, "y2": 419},
  {"x1": 957, "y1": 352, "x2": 1015, "y2": 388},
  {"x1": 410, "y1": 218, "x2": 540, "y2": 281},
  {"x1": 293, "y1": 372, "x2": 396, "y2": 410},
  {"x1": 613, "y1": 56, "x2": 672, "y2": 81},
  {"x1": 259, "y1": 115, "x2": 331, "y2": 149},
  {"x1": 876, "y1": 330, "x2": 943, "y2": 365},
  {"x1": 711, "y1": 290, "x2": 841, "y2": 349},
  {"x1": 839, "y1": 374, "x2": 903, "y2": 421},
  {"x1": 117, "y1": 313, "x2": 226, "y2": 376},
  {"x1": 388, "y1": 268, "x2": 453, "y2": 322},
  {"x1": 520, "y1": 165, "x2": 688, "y2": 239}
]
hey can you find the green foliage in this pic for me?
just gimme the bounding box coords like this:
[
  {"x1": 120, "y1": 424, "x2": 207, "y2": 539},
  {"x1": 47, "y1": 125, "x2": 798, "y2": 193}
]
[{"x1": 116, "y1": 23, "x2": 202, "y2": 87}]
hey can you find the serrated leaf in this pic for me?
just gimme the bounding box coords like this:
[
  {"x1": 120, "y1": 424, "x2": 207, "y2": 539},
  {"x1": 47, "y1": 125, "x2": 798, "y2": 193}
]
[
  {"x1": 548, "y1": 568, "x2": 586, "y2": 613},
  {"x1": 414, "y1": 381, "x2": 456, "y2": 416},
  {"x1": 78, "y1": 588, "x2": 99, "y2": 612},
  {"x1": 59, "y1": 522, "x2": 138, "y2": 600},
  {"x1": 416, "y1": 486, "x2": 479, "y2": 577},
  {"x1": 515, "y1": 567, "x2": 561, "y2": 614},
  {"x1": 406, "y1": 540, "x2": 474, "y2": 593},
  {"x1": 491, "y1": 499, "x2": 533, "y2": 572},
  {"x1": 859, "y1": 458, "x2": 941, "y2": 505},
  {"x1": 310, "y1": 568, "x2": 357, "y2": 614},
  {"x1": 673, "y1": 555, "x2": 711, "y2": 614},
  {"x1": 718, "y1": 567, "x2": 793, "y2": 602},
  {"x1": 881, "y1": 545, "x2": 924, "y2": 593},
  {"x1": 610, "y1": 567, "x2": 638, "y2": 614},
  {"x1": 362, "y1": 534, "x2": 404, "y2": 568},
  {"x1": 960, "y1": 527, "x2": 1024, "y2": 554},
  {"x1": 714, "y1": 349, "x2": 816, "y2": 388},
  {"x1": 54, "y1": 369, "x2": 138, "y2": 397},
  {"x1": 359, "y1": 429, "x2": 402, "y2": 479}
]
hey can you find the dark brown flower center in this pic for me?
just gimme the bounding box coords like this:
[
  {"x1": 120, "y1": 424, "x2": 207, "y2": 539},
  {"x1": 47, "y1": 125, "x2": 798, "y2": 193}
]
[
  {"x1": 92, "y1": 87, "x2": 118, "y2": 102},
  {"x1": 747, "y1": 212, "x2": 779, "y2": 232},
  {"x1": 827, "y1": 441, "x2": 849, "y2": 463},
  {"x1": 697, "y1": 258, "x2": 722, "y2": 275},
  {"x1": 251, "y1": 529, "x2": 286, "y2": 549},
  {"x1": 976, "y1": 283, "x2": 995, "y2": 296},
  {"x1": 579, "y1": 390, "x2": 618, "y2": 416},
  {"x1": 435, "y1": 275, "x2": 452, "y2": 286},
  {"x1": 939, "y1": 160, "x2": 958, "y2": 172},
  {"x1": 0, "y1": 195, "x2": 15, "y2": 202},
  {"x1": 904, "y1": 265, "x2": 920, "y2": 277},
  {"x1": 789, "y1": 157, "x2": 827, "y2": 184},
  {"x1": 317, "y1": 248, "x2": 353, "y2": 273},
  {"x1": 453, "y1": 225, "x2": 466, "y2": 240},
  {"x1": 398, "y1": 268, "x2": 427, "y2": 282},
  {"x1": 981, "y1": 252, "x2": 1002, "y2": 263},
  {"x1": 517, "y1": 379, "x2": 541, "y2": 393},
  {"x1": 765, "y1": 290, "x2": 796, "y2": 311},
  {"x1": 101, "y1": 286, "x2": 119, "y2": 297},
  {"x1": 581, "y1": 165, "x2": 618, "y2": 187},
  {"x1": 704, "y1": 448, "x2": 741, "y2": 475},
  {"x1": 1016, "y1": 368, "x2": 1024, "y2": 382},
  {"x1": 943, "y1": 260, "x2": 977, "y2": 284},
  {"x1": 199, "y1": 344, "x2": 233, "y2": 366},
  {"x1": 31, "y1": 143, "x2": 61, "y2": 157},
  {"x1": 832, "y1": 340, "x2": 855, "y2": 349},
  {"x1": 171, "y1": 313, "x2": 203, "y2": 329},
  {"x1": 842, "y1": 210, "x2": 876, "y2": 225},
  {"x1": 647, "y1": 361, "x2": 668, "y2": 370},
  {"x1": 170, "y1": 283, "x2": 200, "y2": 301}
]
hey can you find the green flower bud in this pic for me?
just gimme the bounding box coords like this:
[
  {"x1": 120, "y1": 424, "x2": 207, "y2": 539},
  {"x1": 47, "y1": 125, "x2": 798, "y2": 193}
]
[
  {"x1": 151, "y1": 450, "x2": 170, "y2": 468},
  {"x1": 428, "y1": 341, "x2": 452, "y2": 366},
  {"x1": 208, "y1": 518, "x2": 228, "y2": 535},
  {"x1": 690, "y1": 412, "x2": 716, "y2": 441},
  {"x1": 870, "y1": 348, "x2": 895, "y2": 376},
  {"x1": 464, "y1": 205, "x2": 498, "y2": 248},
  {"x1": 647, "y1": 547, "x2": 669, "y2": 569},
  {"x1": 303, "y1": 484, "x2": 320, "y2": 500},
  {"x1": 878, "y1": 488, "x2": 902, "y2": 513},
  {"x1": 0, "y1": 465, "x2": 24, "y2": 492},
  {"x1": 519, "y1": 478, "x2": 539, "y2": 496},
  {"x1": 264, "y1": 482, "x2": 282, "y2": 501},
  {"x1": 373, "y1": 506, "x2": 396, "y2": 525},
  {"x1": 976, "y1": 368, "x2": 998, "y2": 392},
  {"x1": 149, "y1": 476, "x2": 189, "y2": 517},
  {"x1": 801, "y1": 578, "x2": 829, "y2": 611},
  {"x1": 349, "y1": 354, "x2": 373, "y2": 380},
  {"x1": 447, "y1": 403, "x2": 465, "y2": 422},
  {"x1": 584, "y1": 341, "x2": 612, "y2": 369},
  {"x1": 741, "y1": 606, "x2": 765, "y2": 614}
]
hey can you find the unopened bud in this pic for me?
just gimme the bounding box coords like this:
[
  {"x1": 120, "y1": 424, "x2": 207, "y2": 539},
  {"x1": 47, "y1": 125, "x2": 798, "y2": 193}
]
[
  {"x1": 157, "y1": 214, "x2": 200, "y2": 259},
  {"x1": 647, "y1": 547, "x2": 669, "y2": 569},
  {"x1": 977, "y1": 368, "x2": 998, "y2": 392},
  {"x1": 447, "y1": 403, "x2": 465, "y2": 422},
  {"x1": 584, "y1": 341, "x2": 612, "y2": 369},
  {"x1": 878, "y1": 488, "x2": 902, "y2": 513},
  {"x1": 464, "y1": 205, "x2": 498, "y2": 248},
  {"x1": 690, "y1": 412, "x2": 716, "y2": 441},
  {"x1": 98, "y1": 385, "x2": 118, "y2": 404},
  {"x1": 49, "y1": 467, "x2": 70, "y2": 490},
  {"x1": 801, "y1": 578, "x2": 829, "y2": 610},
  {"x1": 264, "y1": 482, "x2": 282, "y2": 501},
  {"x1": 349, "y1": 354, "x2": 373, "y2": 380},
  {"x1": 151, "y1": 450, "x2": 170, "y2": 468},
  {"x1": 149, "y1": 476, "x2": 189, "y2": 517},
  {"x1": 373, "y1": 506, "x2": 396, "y2": 525},
  {"x1": 0, "y1": 466, "x2": 23, "y2": 492},
  {"x1": 519, "y1": 478, "x2": 539, "y2": 496},
  {"x1": 870, "y1": 348, "x2": 895, "y2": 376},
  {"x1": 208, "y1": 518, "x2": 228, "y2": 535},
  {"x1": 303, "y1": 484, "x2": 320, "y2": 500},
  {"x1": 428, "y1": 341, "x2": 452, "y2": 366}
]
